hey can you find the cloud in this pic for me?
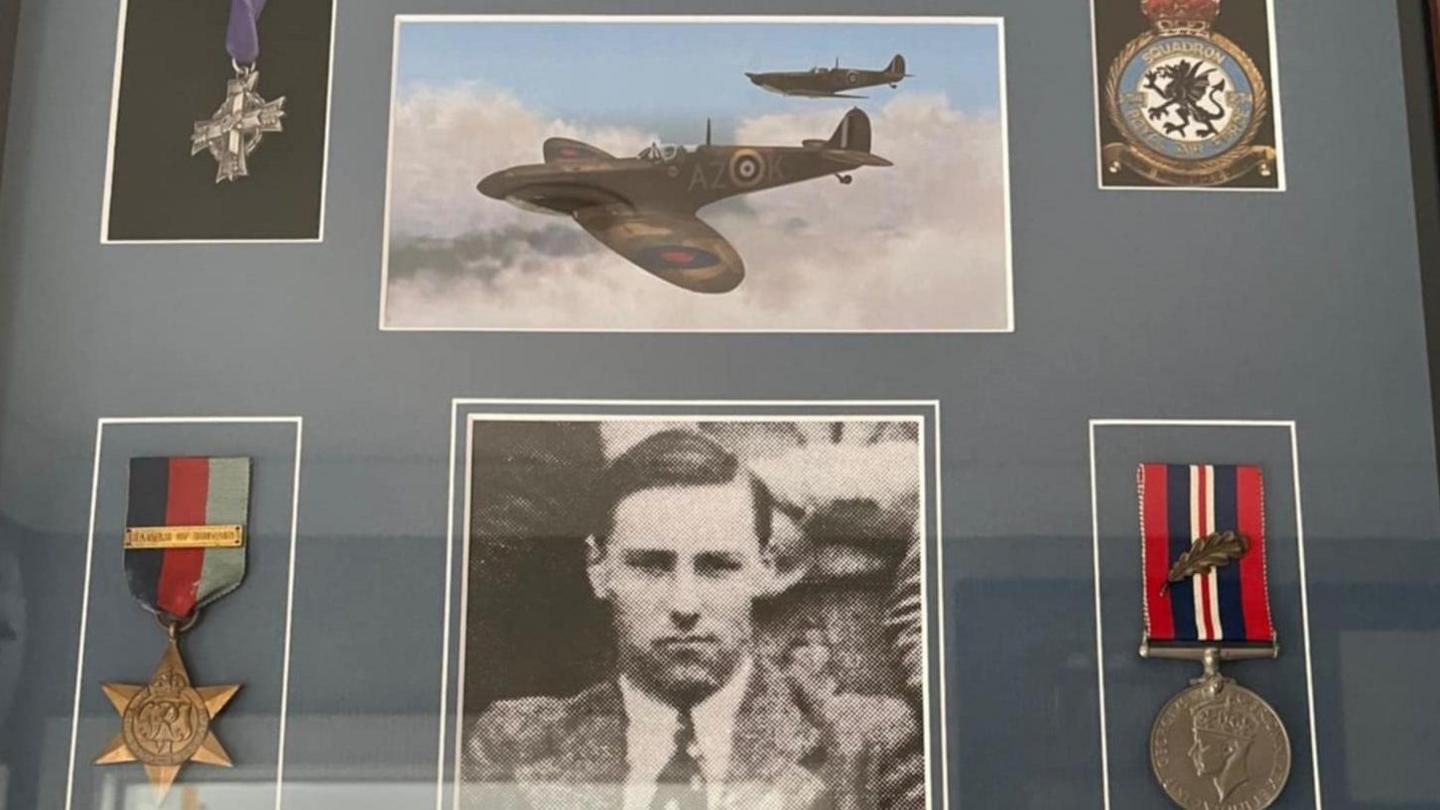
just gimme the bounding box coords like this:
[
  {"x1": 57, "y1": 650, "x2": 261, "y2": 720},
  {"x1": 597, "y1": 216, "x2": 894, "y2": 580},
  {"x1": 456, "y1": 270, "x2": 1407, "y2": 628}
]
[
  {"x1": 388, "y1": 84, "x2": 659, "y2": 240},
  {"x1": 384, "y1": 85, "x2": 1009, "y2": 330}
]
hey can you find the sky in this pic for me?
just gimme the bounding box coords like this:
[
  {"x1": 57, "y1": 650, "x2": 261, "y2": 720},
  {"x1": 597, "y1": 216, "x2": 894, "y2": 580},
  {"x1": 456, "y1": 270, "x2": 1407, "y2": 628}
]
[
  {"x1": 383, "y1": 19, "x2": 1010, "y2": 331},
  {"x1": 396, "y1": 20, "x2": 1002, "y2": 144}
]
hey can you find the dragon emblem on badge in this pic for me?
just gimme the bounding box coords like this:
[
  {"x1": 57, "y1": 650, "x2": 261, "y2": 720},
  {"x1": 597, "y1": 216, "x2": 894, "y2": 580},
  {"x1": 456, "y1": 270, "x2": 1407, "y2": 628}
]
[
  {"x1": 1103, "y1": 0, "x2": 1277, "y2": 187},
  {"x1": 1144, "y1": 59, "x2": 1229, "y2": 139}
]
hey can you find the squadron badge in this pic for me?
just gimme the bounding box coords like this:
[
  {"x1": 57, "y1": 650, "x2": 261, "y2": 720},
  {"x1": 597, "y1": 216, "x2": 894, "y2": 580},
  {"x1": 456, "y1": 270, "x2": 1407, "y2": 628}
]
[{"x1": 1097, "y1": 0, "x2": 1280, "y2": 188}]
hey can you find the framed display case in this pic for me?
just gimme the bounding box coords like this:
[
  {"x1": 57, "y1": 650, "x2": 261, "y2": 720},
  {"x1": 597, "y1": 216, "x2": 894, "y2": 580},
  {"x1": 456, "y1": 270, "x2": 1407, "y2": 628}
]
[{"x1": 3, "y1": 2, "x2": 1440, "y2": 809}]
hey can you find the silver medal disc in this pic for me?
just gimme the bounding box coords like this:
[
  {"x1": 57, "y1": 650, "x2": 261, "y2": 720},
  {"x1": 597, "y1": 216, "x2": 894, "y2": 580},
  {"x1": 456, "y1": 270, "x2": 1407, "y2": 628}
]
[{"x1": 1150, "y1": 678, "x2": 1290, "y2": 809}]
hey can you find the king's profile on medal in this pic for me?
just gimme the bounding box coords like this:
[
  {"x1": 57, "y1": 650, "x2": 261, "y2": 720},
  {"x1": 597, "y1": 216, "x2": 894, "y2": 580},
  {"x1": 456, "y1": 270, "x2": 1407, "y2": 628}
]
[
  {"x1": 1096, "y1": 0, "x2": 1282, "y2": 188},
  {"x1": 1188, "y1": 695, "x2": 1265, "y2": 802}
]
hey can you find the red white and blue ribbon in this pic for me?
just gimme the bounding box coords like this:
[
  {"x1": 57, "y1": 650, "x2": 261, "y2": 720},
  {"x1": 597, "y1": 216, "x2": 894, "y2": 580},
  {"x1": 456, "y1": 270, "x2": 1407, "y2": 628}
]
[
  {"x1": 1139, "y1": 463, "x2": 1275, "y2": 645},
  {"x1": 125, "y1": 457, "x2": 251, "y2": 623}
]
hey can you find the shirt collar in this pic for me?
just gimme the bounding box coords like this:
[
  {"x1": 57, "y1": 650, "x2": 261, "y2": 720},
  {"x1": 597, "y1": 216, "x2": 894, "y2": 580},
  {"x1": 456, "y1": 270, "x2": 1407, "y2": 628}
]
[{"x1": 618, "y1": 658, "x2": 755, "y2": 789}]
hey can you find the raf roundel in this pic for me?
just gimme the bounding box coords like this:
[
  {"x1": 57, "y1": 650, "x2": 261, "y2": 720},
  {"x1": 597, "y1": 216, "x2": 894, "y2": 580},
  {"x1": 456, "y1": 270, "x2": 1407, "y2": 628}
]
[
  {"x1": 661, "y1": 250, "x2": 698, "y2": 265},
  {"x1": 728, "y1": 150, "x2": 766, "y2": 188},
  {"x1": 636, "y1": 245, "x2": 722, "y2": 271}
]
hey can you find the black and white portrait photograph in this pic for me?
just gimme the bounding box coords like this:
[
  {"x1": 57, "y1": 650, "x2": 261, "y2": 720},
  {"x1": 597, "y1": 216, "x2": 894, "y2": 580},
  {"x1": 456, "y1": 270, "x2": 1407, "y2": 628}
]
[
  {"x1": 454, "y1": 416, "x2": 933, "y2": 809},
  {"x1": 101, "y1": 0, "x2": 335, "y2": 242}
]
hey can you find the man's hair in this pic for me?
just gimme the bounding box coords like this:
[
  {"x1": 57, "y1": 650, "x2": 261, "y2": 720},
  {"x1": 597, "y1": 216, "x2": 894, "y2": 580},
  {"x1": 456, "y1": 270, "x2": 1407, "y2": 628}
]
[{"x1": 594, "y1": 429, "x2": 773, "y2": 549}]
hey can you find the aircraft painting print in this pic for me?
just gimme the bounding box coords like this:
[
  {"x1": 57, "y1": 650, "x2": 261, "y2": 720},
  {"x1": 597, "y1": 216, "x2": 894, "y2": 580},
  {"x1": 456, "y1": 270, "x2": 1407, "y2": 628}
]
[
  {"x1": 477, "y1": 108, "x2": 891, "y2": 293},
  {"x1": 747, "y1": 54, "x2": 912, "y2": 99}
]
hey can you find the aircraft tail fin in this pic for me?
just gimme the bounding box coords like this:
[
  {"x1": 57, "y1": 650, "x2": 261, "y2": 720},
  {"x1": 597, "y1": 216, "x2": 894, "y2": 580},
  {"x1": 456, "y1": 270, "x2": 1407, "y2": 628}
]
[
  {"x1": 824, "y1": 108, "x2": 872, "y2": 153},
  {"x1": 886, "y1": 54, "x2": 911, "y2": 77},
  {"x1": 806, "y1": 108, "x2": 890, "y2": 166}
]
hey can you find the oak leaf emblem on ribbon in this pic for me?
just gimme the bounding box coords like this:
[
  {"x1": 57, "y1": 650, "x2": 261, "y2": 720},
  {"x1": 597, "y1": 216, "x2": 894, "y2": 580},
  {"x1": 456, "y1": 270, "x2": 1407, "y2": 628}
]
[{"x1": 1163, "y1": 530, "x2": 1250, "y2": 591}]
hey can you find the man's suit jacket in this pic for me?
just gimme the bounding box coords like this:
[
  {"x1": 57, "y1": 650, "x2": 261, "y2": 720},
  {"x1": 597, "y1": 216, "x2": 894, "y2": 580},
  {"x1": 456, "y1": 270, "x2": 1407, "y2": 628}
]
[{"x1": 461, "y1": 663, "x2": 925, "y2": 810}]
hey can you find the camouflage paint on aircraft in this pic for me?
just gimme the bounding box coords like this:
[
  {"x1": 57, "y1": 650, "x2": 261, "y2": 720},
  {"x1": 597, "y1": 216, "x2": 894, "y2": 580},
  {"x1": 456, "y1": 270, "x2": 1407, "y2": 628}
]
[
  {"x1": 746, "y1": 54, "x2": 912, "y2": 99},
  {"x1": 477, "y1": 108, "x2": 891, "y2": 293}
]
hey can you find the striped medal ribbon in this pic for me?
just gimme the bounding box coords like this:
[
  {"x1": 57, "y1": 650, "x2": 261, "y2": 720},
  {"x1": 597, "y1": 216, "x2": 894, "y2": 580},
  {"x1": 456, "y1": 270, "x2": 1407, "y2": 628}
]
[
  {"x1": 124, "y1": 457, "x2": 252, "y2": 625},
  {"x1": 1139, "y1": 463, "x2": 1274, "y2": 648}
]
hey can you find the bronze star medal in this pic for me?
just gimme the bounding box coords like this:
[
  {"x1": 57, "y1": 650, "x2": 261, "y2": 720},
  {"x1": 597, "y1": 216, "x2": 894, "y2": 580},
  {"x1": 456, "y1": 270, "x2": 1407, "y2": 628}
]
[
  {"x1": 96, "y1": 637, "x2": 240, "y2": 799},
  {"x1": 190, "y1": 66, "x2": 285, "y2": 183}
]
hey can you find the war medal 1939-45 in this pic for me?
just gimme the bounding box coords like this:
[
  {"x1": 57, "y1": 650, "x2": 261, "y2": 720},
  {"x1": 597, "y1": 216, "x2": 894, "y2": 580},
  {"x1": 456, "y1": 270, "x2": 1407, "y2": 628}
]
[
  {"x1": 191, "y1": 0, "x2": 285, "y2": 183},
  {"x1": 1101, "y1": 0, "x2": 1277, "y2": 187},
  {"x1": 95, "y1": 457, "x2": 251, "y2": 801},
  {"x1": 1138, "y1": 464, "x2": 1291, "y2": 809}
]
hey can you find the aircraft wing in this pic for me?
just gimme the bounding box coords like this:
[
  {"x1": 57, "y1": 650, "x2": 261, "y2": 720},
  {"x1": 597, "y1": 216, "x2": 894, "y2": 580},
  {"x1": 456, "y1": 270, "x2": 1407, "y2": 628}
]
[
  {"x1": 573, "y1": 204, "x2": 744, "y2": 293},
  {"x1": 765, "y1": 84, "x2": 869, "y2": 98}
]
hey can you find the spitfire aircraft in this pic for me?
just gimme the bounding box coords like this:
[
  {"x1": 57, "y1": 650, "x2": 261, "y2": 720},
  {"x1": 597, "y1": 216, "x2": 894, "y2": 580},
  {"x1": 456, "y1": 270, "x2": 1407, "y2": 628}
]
[
  {"x1": 746, "y1": 54, "x2": 912, "y2": 99},
  {"x1": 476, "y1": 108, "x2": 891, "y2": 293}
]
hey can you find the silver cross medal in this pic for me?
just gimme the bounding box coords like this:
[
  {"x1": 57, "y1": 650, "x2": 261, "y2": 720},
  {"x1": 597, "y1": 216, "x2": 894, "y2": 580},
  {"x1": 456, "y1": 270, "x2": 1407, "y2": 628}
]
[{"x1": 190, "y1": 65, "x2": 285, "y2": 183}]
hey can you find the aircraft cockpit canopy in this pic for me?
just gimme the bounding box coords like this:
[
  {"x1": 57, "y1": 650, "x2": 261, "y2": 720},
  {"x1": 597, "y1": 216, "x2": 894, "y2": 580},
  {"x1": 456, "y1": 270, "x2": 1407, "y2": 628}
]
[{"x1": 638, "y1": 143, "x2": 687, "y2": 163}]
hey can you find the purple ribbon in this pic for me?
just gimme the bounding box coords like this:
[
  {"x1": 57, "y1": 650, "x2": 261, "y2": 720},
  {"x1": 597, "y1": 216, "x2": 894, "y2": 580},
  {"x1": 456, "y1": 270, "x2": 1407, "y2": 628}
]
[{"x1": 226, "y1": 0, "x2": 269, "y2": 66}]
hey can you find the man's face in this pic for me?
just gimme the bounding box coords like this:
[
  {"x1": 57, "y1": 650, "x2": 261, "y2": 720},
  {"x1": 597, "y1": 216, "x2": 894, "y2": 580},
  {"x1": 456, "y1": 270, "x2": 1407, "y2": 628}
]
[
  {"x1": 1189, "y1": 730, "x2": 1232, "y2": 777},
  {"x1": 592, "y1": 481, "x2": 769, "y2": 706}
]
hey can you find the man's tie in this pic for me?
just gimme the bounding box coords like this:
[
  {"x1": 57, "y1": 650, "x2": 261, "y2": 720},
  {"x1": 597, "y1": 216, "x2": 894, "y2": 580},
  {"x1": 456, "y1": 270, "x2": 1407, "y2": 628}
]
[{"x1": 649, "y1": 709, "x2": 707, "y2": 810}]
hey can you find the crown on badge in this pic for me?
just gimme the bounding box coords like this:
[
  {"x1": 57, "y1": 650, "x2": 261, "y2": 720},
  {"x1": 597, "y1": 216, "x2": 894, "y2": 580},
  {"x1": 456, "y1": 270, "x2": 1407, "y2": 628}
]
[
  {"x1": 152, "y1": 667, "x2": 190, "y2": 694},
  {"x1": 1142, "y1": 0, "x2": 1221, "y2": 34},
  {"x1": 1191, "y1": 696, "x2": 1261, "y2": 740}
]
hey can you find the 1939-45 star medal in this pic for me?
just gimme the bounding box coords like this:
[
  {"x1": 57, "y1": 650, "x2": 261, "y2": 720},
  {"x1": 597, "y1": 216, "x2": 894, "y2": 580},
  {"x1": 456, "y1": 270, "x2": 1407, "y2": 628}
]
[
  {"x1": 191, "y1": 0, "x2": 285, "y2": 183},
  {"x1": 95, "y1": 457, "x2": 252, "y2": 801},
  {"x1": 1138, "y1": 464, "x2": 1291, "y2": 809},
  {"x1": 1102, "y1": 0, "x2": 1277, "y2": 186},
  {"x1": 96, "y1": 634, "x2": 240, "y2": 795}
]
